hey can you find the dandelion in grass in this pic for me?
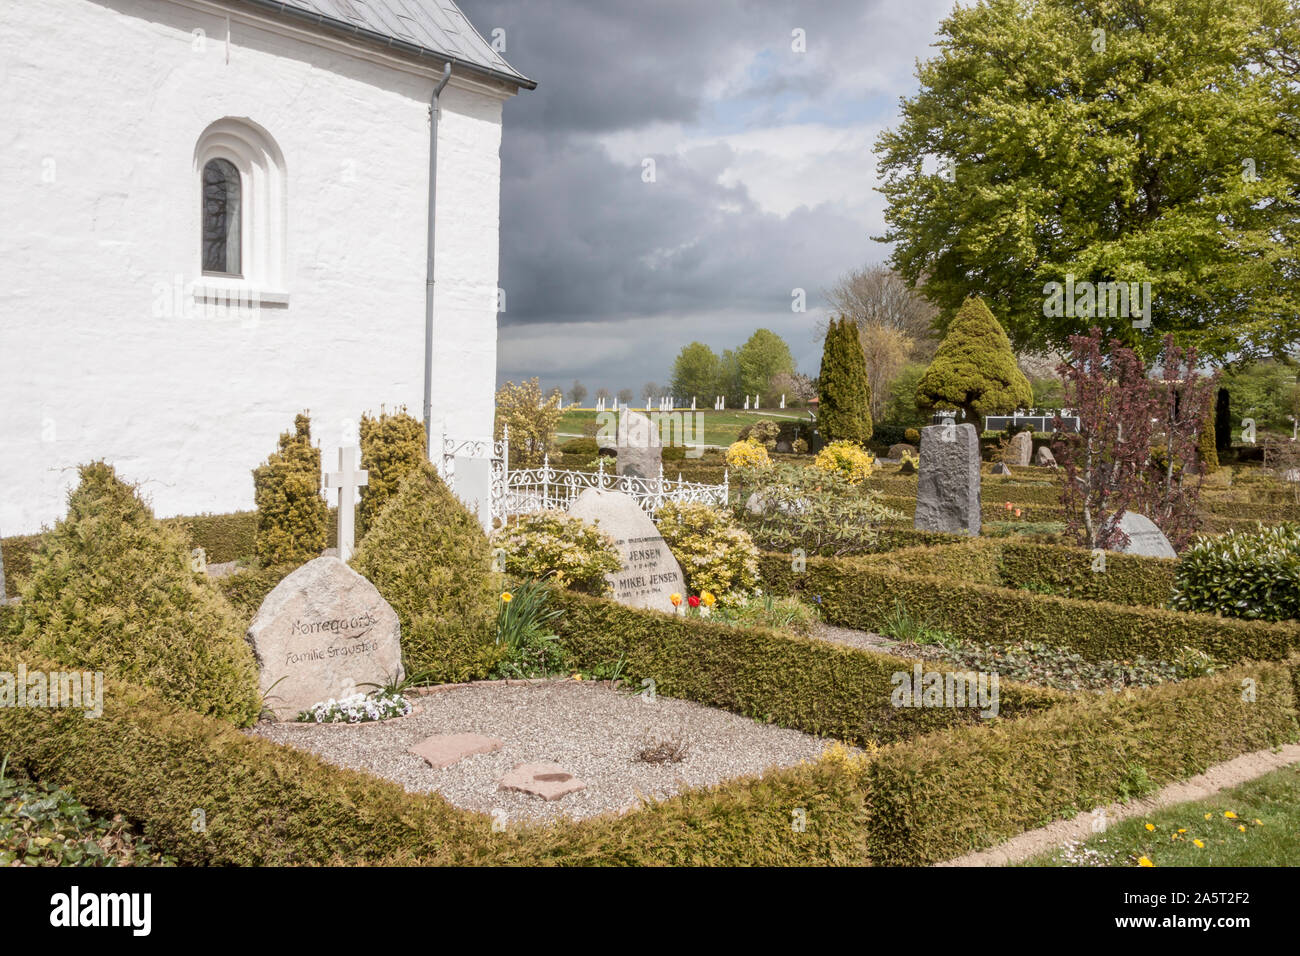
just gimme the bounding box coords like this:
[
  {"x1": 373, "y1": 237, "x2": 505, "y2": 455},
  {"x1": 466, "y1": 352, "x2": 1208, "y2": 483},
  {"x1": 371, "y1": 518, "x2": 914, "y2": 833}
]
[
  {"x1": 1144, "y1": 822, "x2": 1155, "y2": 831},
  {"x1": 1138, "y1": 856, "x2": 1154, "y2": 867},
  {"x1": 1224, "y1": 811, "x2": 1237, "y2": 819},
  {"x1": 1193, "y1": 839, "x2": 1205, "y2": 849}
]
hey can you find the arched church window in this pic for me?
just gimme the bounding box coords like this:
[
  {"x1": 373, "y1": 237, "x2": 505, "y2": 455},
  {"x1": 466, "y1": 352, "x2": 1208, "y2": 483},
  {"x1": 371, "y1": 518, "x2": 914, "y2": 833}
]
[{"x1": 202, "y1": 158, "x2": 242, "y2": 275}]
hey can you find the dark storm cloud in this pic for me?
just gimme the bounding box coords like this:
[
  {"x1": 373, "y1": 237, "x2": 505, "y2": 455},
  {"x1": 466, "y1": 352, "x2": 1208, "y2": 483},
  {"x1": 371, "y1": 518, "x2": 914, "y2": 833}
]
[{"x1": 454, "y1": 0, "x2": 953, "y2": 391}]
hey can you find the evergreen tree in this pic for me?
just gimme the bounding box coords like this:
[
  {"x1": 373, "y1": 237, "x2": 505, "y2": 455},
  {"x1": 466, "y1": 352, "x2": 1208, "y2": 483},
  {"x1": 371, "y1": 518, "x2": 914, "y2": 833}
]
[
  {"x1": 818, "y1": 317, "x2": 873, "y2": 443},
  {"x1": 915, "y1": 297, "x2": 1033, "y2": 423},
  {"x1": 253, "y1": 413, "x2": 328, "y2": 566},
  {"x1": 357, "y1": 406, "x2": 426, "y2": 540}
]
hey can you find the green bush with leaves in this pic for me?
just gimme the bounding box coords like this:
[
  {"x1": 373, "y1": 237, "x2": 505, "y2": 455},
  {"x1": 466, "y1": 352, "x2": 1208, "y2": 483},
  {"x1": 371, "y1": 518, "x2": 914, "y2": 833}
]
[
  {"x1": 358, "y1": 407, "x2": 426, "y2": 539},
  {"x1": 252, "y1": 413, "x2": 328, "y2": 565},
  {"x1": 490, "y1": 511, "x2": 621, "y2": 595},
  {"x1": 739, "y1": 419, "x2": 781, "y2": 449},
  {"x1": 655, "y1": 502, "x2": 759, "y2": 603},
  {"x1": 351, "y1": 461, "x2": 501, "y2": 682},
  {"x1": 14, "y1": 462, "x2": 261, "y2": 726},
  {"x1": 1171, "y1": 524, "x2": 1300, "y2": 622},
  {"x1": 738, "y1": 463, "x2": 904, "y2": 557}
]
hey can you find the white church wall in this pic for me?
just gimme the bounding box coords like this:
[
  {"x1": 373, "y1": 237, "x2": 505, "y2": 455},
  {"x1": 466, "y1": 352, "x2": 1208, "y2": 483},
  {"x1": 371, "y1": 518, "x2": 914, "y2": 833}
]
[{"x1": 0, "y1": 0, "x2": 507, "y2": 534}]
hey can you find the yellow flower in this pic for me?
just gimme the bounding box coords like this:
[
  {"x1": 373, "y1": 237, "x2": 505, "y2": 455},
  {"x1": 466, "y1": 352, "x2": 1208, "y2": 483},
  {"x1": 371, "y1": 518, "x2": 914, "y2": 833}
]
[
  {"x1": 670, "y1": 592, "x2": 682, "y2": 607},
  {"x1": 572, "y1": 673, "x2": 583, "y2": 681},
  {"x1": 500, "y1": 592, "x2": 513, "y2": 603},
  {"x1": 1193, "y1": 839, "x2": 1205, "y2": 849},
  {"x1": 701, "y1": 591, "x2": 716, "y2": 608},
  {"x1": 1224, "y1": 811, "x2": 1237, "y2": 819},
  {"x1": 1177, "y1": 828, "x2": 1187, "y2": 834},
  {"x1": 1254, "y1": 819, "x2": 1263, "y2": 826},
  {"x1": 1144, "y1": 823, "x2": 1155, "y2": 831},
  {"x1": 1138, "y1": 856, "x2": 1154, "y2": 867},
  {"x1": 1204, "y1": 813, "x2": 1212, "y2": 820},
  {"x1": 1237, "y1": 825, "x2": 1246, "y2": 832}
]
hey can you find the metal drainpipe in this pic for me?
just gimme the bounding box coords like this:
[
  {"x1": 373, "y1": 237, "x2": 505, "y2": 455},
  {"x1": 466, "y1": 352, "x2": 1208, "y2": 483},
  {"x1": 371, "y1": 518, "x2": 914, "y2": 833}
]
[{"x1": 423, "y1": 62, "x2": 453, "y2": 455}]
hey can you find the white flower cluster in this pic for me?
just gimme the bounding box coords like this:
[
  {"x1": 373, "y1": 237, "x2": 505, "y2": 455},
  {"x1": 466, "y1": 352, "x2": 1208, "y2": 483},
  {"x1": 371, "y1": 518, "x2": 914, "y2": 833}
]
[{"x1": 297, "y1": 690, "x2": 412, "y2": 724}]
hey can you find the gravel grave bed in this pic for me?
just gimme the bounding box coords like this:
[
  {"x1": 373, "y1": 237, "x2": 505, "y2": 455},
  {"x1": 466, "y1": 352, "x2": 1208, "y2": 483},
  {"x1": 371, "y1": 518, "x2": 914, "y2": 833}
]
[{"x1": 249, "y1": 678, "x2": 835, "y2": 824}]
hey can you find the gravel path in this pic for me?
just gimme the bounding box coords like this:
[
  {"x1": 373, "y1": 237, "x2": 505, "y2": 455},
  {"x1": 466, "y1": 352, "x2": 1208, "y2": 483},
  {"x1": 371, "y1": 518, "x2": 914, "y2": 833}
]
[
  {"x1": 249, "y1": 679, "x2": 834, "y2": 823},
  {"x1": 812, "y1": 622, "x2": 898, "y2": 653}
]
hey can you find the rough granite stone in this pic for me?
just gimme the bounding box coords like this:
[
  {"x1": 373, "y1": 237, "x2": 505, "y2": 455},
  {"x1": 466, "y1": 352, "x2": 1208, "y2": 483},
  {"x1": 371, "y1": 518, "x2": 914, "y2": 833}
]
[
  {"x1": 991, "y1": 462, "x2": 1012, "y2": 475},
  {"x1": 915, "y1": 423, "x2": 981, "y2": 536},
  {"x1": 568, "y1": 488, "x2": 685, "y2": 611},
  {"x1": 498, "y1": 761, "x2": 587, "y2": 800},
  {"x1": 246, "y1": 556, "x2": 403, "y2": 720},
  {"x1": 1006, "y1": 431, "x2": 1033, "y2": 467},
  {"x1": 616, "y1": 408, "x2": 661, "y2": 479},
  {"x1": 1034, "y1": 445, "x2": 1057, "y2": 467},
  {"x1": 888, "y1": 442, "x2": 917, "y2": 459},
  {"x1": 408, "y1": 732, "x2": 503, "y2": 769}
]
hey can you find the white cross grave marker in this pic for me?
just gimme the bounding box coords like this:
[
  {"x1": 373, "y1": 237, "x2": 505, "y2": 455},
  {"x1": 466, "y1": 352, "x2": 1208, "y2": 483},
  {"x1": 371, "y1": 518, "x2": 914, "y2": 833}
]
[{"x1": 325, "y1": 446, "x2": 368, "y2": 562}]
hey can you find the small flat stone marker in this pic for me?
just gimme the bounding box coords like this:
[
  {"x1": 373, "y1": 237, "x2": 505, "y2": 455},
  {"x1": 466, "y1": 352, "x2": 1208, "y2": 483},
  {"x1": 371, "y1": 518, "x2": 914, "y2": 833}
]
[
  {"x1": 498, "y1": 762, "x2": 587, "y2": 801},
  {"x1": 408, "y1": 733, "x2": 504, "y2": 769}
]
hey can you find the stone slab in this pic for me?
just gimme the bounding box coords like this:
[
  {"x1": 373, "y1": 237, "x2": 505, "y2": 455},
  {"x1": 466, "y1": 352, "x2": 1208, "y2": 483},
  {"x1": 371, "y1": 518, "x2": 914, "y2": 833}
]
[
  {"x1": 408, "y1": 732, "x2": 504, "y2": 769},
  {"x1": 915, "y1": 423, "x2": 981, "y2": 536},
  {"x1": 1114, "y1": 512, "x2": 1177, "y2": 558},
  {"x1": 616, "y1": 408, "x2": 661, "y2": 479},
  {"x1": 1006, "y1": 431, "x2": 1033, "y2": 467},
  {"x1": 568, "y1": 488, "x2": 685, "y2": 611},
  {"x1": 498, "y1": 761, "x2": 587, "y2": 801},
  {"x1": 246, "y1": 556, "x2": 403, "y2": 720}
]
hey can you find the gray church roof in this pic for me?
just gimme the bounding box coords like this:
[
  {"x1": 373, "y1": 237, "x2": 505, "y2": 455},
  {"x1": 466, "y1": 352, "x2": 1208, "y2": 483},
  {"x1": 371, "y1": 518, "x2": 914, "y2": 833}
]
[{"x1": 241, "y1": 0, "x2": 536, "y2": 89}]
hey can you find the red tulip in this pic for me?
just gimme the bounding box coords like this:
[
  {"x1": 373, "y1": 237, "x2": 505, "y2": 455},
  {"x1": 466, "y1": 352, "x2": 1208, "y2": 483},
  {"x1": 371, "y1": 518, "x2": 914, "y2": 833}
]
[{"x1": 688, "y1": 595, "x2": 701, "y2": 608}]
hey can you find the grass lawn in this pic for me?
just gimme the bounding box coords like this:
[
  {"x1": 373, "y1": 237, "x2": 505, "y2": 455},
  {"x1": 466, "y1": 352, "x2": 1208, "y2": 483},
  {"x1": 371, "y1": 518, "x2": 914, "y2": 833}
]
[
  {"x1": 556, "y1": 407, "x2": 810, "y2": 447},
  {"x1": 1022, "y1": 763, "x2": 1300, "y2": 866}
]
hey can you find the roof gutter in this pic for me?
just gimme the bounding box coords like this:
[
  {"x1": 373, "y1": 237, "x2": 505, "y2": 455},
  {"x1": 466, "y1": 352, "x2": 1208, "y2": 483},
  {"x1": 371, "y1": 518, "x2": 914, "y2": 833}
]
[
  {"x1": 422, "y1": 61, "x2": 452, "y2": 453},
  {"x1": 238, "y1": 0, "x2": 537, "y2": 90}
]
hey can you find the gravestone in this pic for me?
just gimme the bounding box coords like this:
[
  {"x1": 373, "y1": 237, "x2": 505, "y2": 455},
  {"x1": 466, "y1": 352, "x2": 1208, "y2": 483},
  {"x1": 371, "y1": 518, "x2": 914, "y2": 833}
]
[
  {"x1": 568, "y1": 488, "x2": 684, "y2": 610},
  {"x1": 1006, "y1": 431, "x2": 1033, "y2": 467},
  {"x1": 246, "y1": 556, "x2": 403, "y2": 720},
  {"x1": 1113, "y1": 512, "x2": 1176, "y2": 558},
  {"x1": 616, "y1": 408, "x2": 661, "y2": 480},
  {"x1": 991, "y1": 461, "x2": 1012, "y2": 475},
  {"x1": 1033, "y1": 445, "x2": 1057, "y2": 468},
  {"x1": 887, "y1": 442, "x2": 915, "y2": 460},
  {"x1": 915, "y1": 423, "x2": 981, "y2": 536}
]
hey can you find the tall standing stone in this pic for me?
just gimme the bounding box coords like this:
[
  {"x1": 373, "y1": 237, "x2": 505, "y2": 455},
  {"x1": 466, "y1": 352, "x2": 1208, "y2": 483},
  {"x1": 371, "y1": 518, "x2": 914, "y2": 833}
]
[
  {"x1": 617, "y1": 408, "x2": 661, "y2": 480},
  {"x1": 915, "y1": 423, "x2": 981, "y2": 536},
  {"x1": 1006, "y1": 430, "x2": 1033, "y2": 467},
  {"x1": 568, "y1": 489, "x2": 684, "y2": 610},
  {"x1": 246, "y1": 556, "x2": 403, "y2": 719}
]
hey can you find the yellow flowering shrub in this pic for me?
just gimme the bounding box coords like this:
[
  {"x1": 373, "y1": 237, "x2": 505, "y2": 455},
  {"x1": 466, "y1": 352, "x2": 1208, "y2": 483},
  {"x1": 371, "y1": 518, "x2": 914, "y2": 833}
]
[
  {"x1": 490, "y1": 511, "x2": 621, "y2": 595},
  {"x1": 654, "y1": 501, "x2": 760, "y2": 602},
  {"x1": 725, "y1": 438, "x2": 771, "y2": 470},
  {"x1": 814, "y1": 440, "x2": 875, "y2": 484}
]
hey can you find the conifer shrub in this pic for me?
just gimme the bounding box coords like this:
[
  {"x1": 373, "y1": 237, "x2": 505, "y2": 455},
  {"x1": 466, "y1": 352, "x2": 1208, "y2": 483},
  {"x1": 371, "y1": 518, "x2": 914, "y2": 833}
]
[
  {"x1": 655, "y1": 502, "x2": 760, "y2": 602},
  {"x1": 818, "y1": 317, "x2": 874, "y2": 443},
  {"x1": 916, "y1": 297, "x2": 1032, "y2": 421},
  {"x1": 14, "y1": 462, "x2": 261, "y2": 726},
  {"x1": 357, "y1": 407, "x2": 427, "y2": 540},
  {"x1": 252, "y1": 413, "x2": 328, "y2": 565},
  {"x1": 350, "y1": 461, "x2": 501, "y2": 682}
]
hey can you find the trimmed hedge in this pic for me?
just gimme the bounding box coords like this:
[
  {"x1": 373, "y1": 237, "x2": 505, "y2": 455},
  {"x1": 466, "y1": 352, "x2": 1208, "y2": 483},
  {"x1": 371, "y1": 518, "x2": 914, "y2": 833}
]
[
  {"x1": 759, "y1": 550, "x2": 1300, "y2": 664},
  {"x1": 865, "y1": 662, "x2": 1296, "y2": 865},
  {"x1": 166, "y1": 511, "x2": 259, "y2": 564},
  {"x1": 553, "y1": 590, "x2": 1064, "y2": 744}
]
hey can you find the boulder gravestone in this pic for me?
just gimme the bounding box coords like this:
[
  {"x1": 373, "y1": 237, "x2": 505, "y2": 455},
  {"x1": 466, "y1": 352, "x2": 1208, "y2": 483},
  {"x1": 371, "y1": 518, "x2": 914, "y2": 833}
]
[
  {"x1": 568, "y1": 489, "x2": 684, "y2": 611},
  {"x1": 915, "y1": 423, "x2": 981, "y2": 536},
  {"x1": 1114, "y1": 512, "x2": 1177, "y2": 558},
  {"x1": 1006, "y1": 431, "x2": 1033, "y2": 467},
  {"x1": 616, "y1": 408, "x2": 661, "y2": 480},
  {"x1": 1033, "y1": 445, "x2": 1057, "y2": 468},
  {"x1": 246, "y1": 557, "x2": 403, "y2": 720}
]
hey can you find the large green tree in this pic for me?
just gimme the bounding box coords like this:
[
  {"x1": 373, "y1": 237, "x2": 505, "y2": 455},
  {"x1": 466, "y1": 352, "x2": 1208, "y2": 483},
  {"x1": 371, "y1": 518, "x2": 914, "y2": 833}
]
[
  {"x1": 875, "y1": 0, "x2": 1300, "y2": 363},
  {"x1": 669, "y1": 341, "x2": 722, "y2": 402},
  {"x1": 916, "y1": 297, "x2": 1033, "y2": 422},
  {"x1": 736, "y1": 329, "x2": 796, "y2": 399},
  {"x1": 818, "y1": 317, "x2": 873, "y2": 442}
]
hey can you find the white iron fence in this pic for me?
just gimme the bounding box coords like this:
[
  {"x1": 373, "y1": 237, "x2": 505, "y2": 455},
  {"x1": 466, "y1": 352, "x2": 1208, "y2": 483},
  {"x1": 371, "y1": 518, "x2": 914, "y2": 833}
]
[{"x1": 442, "y1": 426, "x2": 729, "y2": 525}]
